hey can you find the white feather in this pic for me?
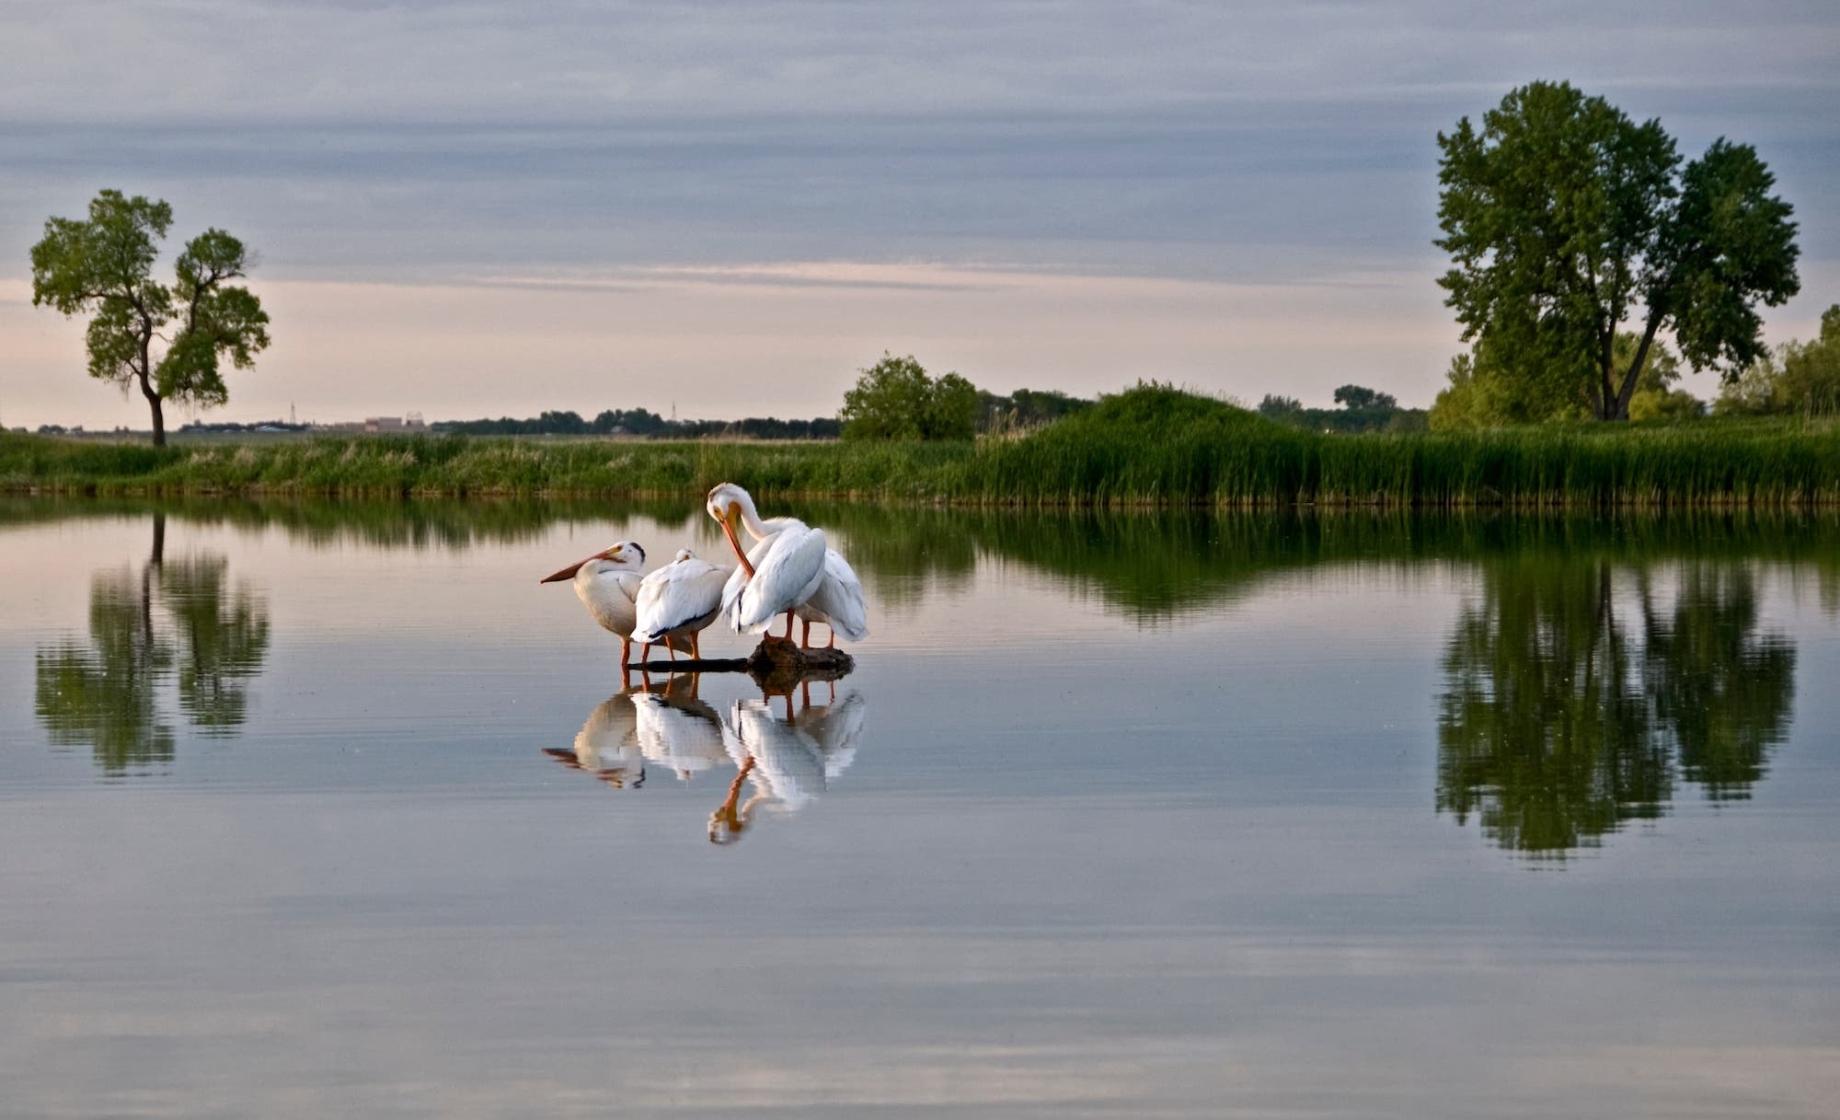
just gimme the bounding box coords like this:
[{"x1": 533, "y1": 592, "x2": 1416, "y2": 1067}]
[
  {"x1": 796, "y1": 548, "x2": 869, "y2": 642},
  {"x1": 729, "y1": 523, "x2": 827, "y2": 633},
  {"x1": 631, "y1": 551, "x2": 729, "y2": 645}
]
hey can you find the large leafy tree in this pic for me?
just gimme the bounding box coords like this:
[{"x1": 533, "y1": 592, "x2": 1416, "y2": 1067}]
[
  {"x1": 839, "y1": 354, "x2": 978, "y2": 440},
  {"x1": 1436, "y1": 82, "x2": 1799, "y2": 421},
  {"x1": 29, "y1": 190, "x2": 271, "y2": 445}
]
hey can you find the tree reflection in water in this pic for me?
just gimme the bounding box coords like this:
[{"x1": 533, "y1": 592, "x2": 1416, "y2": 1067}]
[
  {"x1": 1438, "y1": 557, "x2": 1794, "y2": 858},
  {"x1": 34, "y1": 514, "x2": 271, "y2": 774}
]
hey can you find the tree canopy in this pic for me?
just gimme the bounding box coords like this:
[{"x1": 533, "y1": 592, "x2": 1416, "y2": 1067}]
[
  {"x1": 1715, "y1": 305, "x2": 1840, "y2": 417},
  {"x1": 839, "y1": 354, "x2": 979, "y2": 441},
  {"x1": 29, "y1": 190, "x2": 270, "y2": 445},
  {"x1": 1436, "y1": 81, "x2": 1798, "y2": 421}
]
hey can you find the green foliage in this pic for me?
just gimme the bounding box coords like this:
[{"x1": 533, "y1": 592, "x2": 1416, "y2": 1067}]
[
  {"x1": 28, "y1": 190, "x2": 270, "y2": 445},
  {"x1": 1333, "y1": 384, "x2": 1396, "y2": 410},
  {"x1": 1435, "y1": 333, "x2": 1703, "y2": 428},
  {"x1": 1437, "y1": 81, "x2": 1799, "y2": 420},
  {"x1": 929, "y1": 372, "x2": 980, "y2": 441},
  {"x1": 4, "y1": 384, "x2": 1839, "y2": 507},
  {"x1": 1257, "y1": 394, "x2": 1303, "y2": 419},
  {"x1": 1717, "y1": 305, "x2": 1840, "y2": 417},
  {"x1": 838, "y1": 354, "x2": 963, "y2": 441},
  {"x1": 1259, "y1": 388, "x2": 1425, "y2": 434},
  {"x1": 978, "y1": 388, "x2": 1093, "y2": 432}
]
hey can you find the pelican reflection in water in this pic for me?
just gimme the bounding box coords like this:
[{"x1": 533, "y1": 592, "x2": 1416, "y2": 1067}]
[
  {"x1": 543, "y1": 690, "x2": 646, "y2": 789},
  {"x1": 709, "y1": 690, "x2": 867, "y2": 845},
  {"x1": 543, "y1": 674, "x2": 866, "y2": 843},
  {"x1": 630, "y1": 675, "x2": 729, "y2": 781}
]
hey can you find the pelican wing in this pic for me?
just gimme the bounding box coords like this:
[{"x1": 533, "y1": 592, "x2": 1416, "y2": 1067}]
[
  {"x1": 721, "y1": 534, "x2": 776, "y2": 620},
  {"x1": 632, "y1": 557, "x2": 728, "y2": 643},
  {"x1": 732, "y1": 525, "x2": 827, "y2": 633},
  {"x1": 804, "y1": 548, "x2": 869, "y2": 641}
]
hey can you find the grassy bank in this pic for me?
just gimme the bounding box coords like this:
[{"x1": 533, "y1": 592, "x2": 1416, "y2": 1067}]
[{"x1": 6, "y1": 387, "x2": 1839, "y2": 506}]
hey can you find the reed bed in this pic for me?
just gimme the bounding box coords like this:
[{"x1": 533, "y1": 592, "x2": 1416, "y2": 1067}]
[{"x1": 5, "y1": 386, "x2": 1837, "y2": 507}]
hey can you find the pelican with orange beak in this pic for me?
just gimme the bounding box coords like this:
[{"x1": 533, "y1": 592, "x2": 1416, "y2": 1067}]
[
  {"x1": 705, "y1": 483, "x2": 867, "y2": 647},
  {"x1": 706, "y1": 483, "x2": 826, "y2": 642},
  {"x1": 539, "y1": 540, "x2": 649, "y2": 665}
]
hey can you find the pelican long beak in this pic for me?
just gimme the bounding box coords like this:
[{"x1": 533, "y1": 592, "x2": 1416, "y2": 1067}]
[
  {"x1": 540, "y1": 558, "x2": 588, "y2": 584},
  {"x1": 541, "y1": 546, "x2": 613, "y2": 584},
  {"x1": 720, "y1": 506, "x2": 756, "y2": 577}
]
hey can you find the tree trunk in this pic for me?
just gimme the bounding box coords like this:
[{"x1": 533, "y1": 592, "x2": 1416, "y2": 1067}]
[
  {"x1": 139, "y1": 373, "x2": 166, "y2": 447},
  {"x1": 1608, "y1": 311, "x2": 1664, "y2": 422}
]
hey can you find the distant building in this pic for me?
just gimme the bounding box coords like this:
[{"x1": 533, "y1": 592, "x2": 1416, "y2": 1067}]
[{"x1": 362, "y1": 415, "x2": 427, "y2": 433}]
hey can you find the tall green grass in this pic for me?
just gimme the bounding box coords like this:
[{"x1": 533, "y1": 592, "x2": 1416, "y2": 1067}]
[{"x1": 5, "y1": 385, "x2": 1838, "y2": 506}]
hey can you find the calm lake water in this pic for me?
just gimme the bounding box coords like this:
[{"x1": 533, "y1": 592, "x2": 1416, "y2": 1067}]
[{"x1": 2, "y1": 499, "x2": 1837, "y2": 1118}]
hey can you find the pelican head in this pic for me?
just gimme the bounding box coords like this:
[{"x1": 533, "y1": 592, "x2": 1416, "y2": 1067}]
[
  {"x1": 706, "y1": 483, "x2": 756, "y2": 570},
  {"x1": 539, "y1": 540, "x2": 646, "y2": 584},
  {"x1": 674, "y1": 548, "x2": 696, "y2": 563}
]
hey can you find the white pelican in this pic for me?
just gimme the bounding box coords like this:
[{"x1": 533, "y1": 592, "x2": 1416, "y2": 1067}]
[
  {"x1": 539, "y1": 540, "x2": 649, "y2": 664},
  {"x1": 705, "y1": 482, "x2": 869, "y2": 647},
  {"x1": 707, "y1": 484, "x2": 826, "y2": 640},
  {"x1": 630, "y1": 549, "x2": 730, "y2": 661}
]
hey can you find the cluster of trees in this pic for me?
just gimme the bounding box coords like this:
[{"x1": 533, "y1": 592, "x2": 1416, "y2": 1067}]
[
  {"x1": 839, "y1": 355, "x2": 1094, "y2": 441},
  {"x1": 1433, "y1": 81, "x2": 1800, "y2": 425},
  {"x1": 1258, "y1": 384, "x2": 1427, "y2": 433},
  {"x1": 838, "y1": 354, "x2": 980, "y2": 440},
  {"x1": 1715, "y1": 305, "x2": 1840, "y2": 417},
  {"x1": 978, "y1": 387, "x2": 1092, "y2": 432},
  {"x1": 434, "y1": 409, "x2": 842, "y2": 439},
  {"x1": 1432, "y1": 333, "x2": 1705, "y2": 429}
]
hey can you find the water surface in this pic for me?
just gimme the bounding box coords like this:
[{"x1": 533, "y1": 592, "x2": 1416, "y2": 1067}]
[{"x1": 2, "y1": 499, "x2": 1837, "y2": 1117}]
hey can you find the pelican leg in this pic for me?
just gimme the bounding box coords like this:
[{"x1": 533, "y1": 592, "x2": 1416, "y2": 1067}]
[
  {"x1": 620, "y1": 636, "x2": 631, "y2": 667},
  {"x1": 668, "y1": 642, "x2": 678, "y2": 663},
  {"x1": 801, "y1": 618, "x2": 811, "y2": 648},
  {"x1": 826, "y1": 625, "x2": 835, "y2": 649},
  {"x1": 783, "y1": 609, "x2": 796, "y2": 641},
  {"x1": 691, "y1": 632, "x2": 701, "y2": 659}
]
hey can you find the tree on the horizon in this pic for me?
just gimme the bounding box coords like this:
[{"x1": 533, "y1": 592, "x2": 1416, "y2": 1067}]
[
  {"x1": 1436, "y1": 81, "x2": 1799, "y2": 421},
  {"x1": 1333, "y1": 384, "x2": 1397, "y2": 411},
  {"x1": 839, "y1": 354, "x2": 978, "y2": 441},
  {"x1": 29, "y1": 190, "x2": 271, "y2": 446}
]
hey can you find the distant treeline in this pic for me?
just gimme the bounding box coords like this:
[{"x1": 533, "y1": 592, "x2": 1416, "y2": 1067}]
[
  {"x1": 431, "y1": 408, "x2": 842, "y2": 440},
  {"x1": 977, "y1": 388, "x2": 1092, "y2": 432},
  {"x1": 178, "y1": 420, "x2": 312, "y2": 434},
  {"x1": 426, "y1": 389, "x2": 1094, "y2": 441},
  {"x1": 1256, "y1": 385, "x2": 1428, "y2": 433}
]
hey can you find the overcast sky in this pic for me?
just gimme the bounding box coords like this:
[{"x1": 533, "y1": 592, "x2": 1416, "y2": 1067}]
[{"x1": 2, "y1": 0, "x2": 1836, "y2": 427}]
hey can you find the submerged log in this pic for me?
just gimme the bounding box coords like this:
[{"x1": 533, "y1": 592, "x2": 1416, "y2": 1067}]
[{"x1": 626, "y1": 639, "x2": 855, "y2": 690}]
